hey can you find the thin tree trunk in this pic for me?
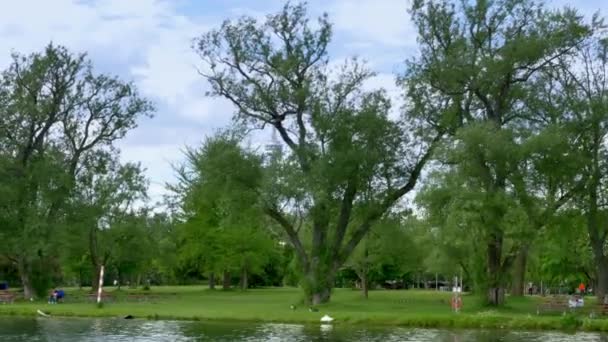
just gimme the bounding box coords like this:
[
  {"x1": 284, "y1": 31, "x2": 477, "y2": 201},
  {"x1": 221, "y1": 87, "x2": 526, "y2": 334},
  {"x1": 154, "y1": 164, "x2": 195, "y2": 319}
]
[
  {"x1": 89, "y1": 227, "x2": 100, "y2": 293},
  {"x1": 222, "y1": 270, "x2": 231, "y2": 290},
  {"x1": 511, "y1": 245, "x2": 529, "y2": 296},
  {"x1": 117, "y1": 268, "x2": 123, "y2": 290},
  {"x1": 209, "y1": 272, "x2": 215, "y2": 290},
  {"x1": 362, "y1": 273, "x2": 368, "y2": 299},
  {"x1": 91, "y1": 264, "x2": 101, "y2": 293},
  {"x1": 240, "y1": 267, "x2": 248, "y2": 290},
  {"x1": 17, "y1": 258, "x2": 34, "y2": 300},
  {"x1": 435, "y1": 273, "x2": 438, "y2": 291},
  {"x1": 588, "y1": 123, "x2": 605, "y2": 300}
]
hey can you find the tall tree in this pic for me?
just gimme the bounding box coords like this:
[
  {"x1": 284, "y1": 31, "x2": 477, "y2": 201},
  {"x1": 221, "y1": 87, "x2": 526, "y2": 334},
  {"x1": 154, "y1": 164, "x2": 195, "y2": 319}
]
[
  {"x1": 0, "y1": 44, "x2": 153, "y2": 298},
  {"x1": 407, "y1": 0, "x2": 590, "y2": 305},
  {"x1": 194, "y1": 2, "x2": 442, "y2": 304},
  {"x1": 550, "y1": 32, "x2": 608, "y2": 299}
]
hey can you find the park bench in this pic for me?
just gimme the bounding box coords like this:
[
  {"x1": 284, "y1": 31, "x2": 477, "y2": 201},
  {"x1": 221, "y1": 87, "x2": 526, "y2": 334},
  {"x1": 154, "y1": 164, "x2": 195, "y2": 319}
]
[
  {"x1": 592, "y1": 302, "x2": 608, "y2": 316},
  {"x1": 124, "y1": 294, "x2": 157, "y2": 302},
  {"x1": 88, "y1": 292, "x2": 114, "y2": 303},
  {"x1": 536, "y1": 296, "x2": 569, "y2": 315},
  {"x1": 0, "y1": 291, "x2": 15, "y2": 304}
]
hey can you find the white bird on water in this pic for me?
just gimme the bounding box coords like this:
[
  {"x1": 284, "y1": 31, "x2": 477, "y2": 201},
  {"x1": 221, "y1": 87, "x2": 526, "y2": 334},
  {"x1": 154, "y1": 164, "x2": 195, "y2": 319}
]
[{"x1": 320, "y1": 314, "x2": 334, "y2": 323}]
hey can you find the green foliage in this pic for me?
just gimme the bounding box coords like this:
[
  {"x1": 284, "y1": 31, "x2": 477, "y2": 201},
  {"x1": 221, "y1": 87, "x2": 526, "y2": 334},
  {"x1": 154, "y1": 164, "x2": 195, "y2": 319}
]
[
  {"x1": 172, "y1": 133, "x2": 276, "y2": 287},
  {"x1": 346, "y1": 213, "x2": 423, "y2": 295}
]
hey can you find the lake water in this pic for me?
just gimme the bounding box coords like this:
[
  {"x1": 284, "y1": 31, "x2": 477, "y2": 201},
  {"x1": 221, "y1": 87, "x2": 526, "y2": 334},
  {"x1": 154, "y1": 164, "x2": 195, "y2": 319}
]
[{"x1": 0, "y1": 317, "x2": 606, "y2": 341}]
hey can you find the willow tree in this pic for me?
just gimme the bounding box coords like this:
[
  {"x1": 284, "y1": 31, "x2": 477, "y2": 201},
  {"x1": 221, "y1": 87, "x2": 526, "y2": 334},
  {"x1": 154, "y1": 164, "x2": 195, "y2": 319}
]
[
  {"x1": 194, "y1": 3, "x2": 443, "y2": 304},
  {"x1": 407, "y1": 0, "x2": 590, "y2": 305}
]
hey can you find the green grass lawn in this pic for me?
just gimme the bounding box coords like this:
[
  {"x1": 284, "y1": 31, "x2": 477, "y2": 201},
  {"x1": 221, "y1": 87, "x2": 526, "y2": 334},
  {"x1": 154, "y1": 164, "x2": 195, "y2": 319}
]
[{"x1": 2, "y1": 286, "x2": 608, "y2": 331}]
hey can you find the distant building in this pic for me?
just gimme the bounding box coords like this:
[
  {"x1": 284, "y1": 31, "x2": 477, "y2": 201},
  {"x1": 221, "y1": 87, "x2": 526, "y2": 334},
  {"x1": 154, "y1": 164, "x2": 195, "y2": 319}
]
[{"x1": 264, "y1": 129, "x2": 283, "y2": 158}]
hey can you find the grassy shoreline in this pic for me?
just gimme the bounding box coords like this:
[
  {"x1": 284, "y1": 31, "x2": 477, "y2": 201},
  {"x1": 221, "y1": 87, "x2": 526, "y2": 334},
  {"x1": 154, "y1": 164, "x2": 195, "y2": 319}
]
[{"x1": 1, "y1": 287, "x2": 607, "y2": 332}]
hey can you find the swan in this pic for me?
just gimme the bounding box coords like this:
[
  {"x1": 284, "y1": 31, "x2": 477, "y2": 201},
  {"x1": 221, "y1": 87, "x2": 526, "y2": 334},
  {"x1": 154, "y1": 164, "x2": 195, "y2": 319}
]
[{"x1": 320, "y1": 314, "x2": 334, "y2": 322}]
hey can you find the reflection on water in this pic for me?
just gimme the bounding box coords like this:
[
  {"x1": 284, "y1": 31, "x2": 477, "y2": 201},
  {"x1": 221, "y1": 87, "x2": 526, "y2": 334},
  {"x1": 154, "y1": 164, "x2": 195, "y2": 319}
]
[{"x1": 0, "y1": 317, "x2": 607, "y2": 341}]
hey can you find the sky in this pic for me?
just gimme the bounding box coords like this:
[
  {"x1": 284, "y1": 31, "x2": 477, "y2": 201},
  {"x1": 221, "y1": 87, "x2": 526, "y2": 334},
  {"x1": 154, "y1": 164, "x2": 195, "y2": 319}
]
[{"x1": 0, "y1": 0, "x2": 605, "y2": 207}]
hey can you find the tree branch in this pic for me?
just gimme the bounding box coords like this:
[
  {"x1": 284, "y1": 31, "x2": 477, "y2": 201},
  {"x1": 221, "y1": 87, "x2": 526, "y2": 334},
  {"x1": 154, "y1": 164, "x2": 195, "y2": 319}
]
[
  {"x1": 332, "y1": 178, "x2": 357, "y2": 256},
  {"x1": 264, "y1": 205, "x2": 309, "y2": 270}
]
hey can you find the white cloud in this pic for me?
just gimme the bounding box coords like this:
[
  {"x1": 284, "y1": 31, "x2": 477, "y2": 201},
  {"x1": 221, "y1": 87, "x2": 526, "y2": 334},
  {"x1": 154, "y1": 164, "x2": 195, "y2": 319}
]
[
  {"x1": 129, "y1": 18, "x2": 207, "y2": 109},
  {"x1": 0, "y1": 0, "x2": 181, "y2": 66},
  {"x1": 363, "y1": 73, "x2": 403, "y2": 120},
  {"x1": 328, "y1": 0, "x2": 416, "y2": 48},
  {"x1": 119, "y1": 143, "x2": 183, "y2": 194},
  {"x1": 364, "y1": 73, "x2": 399, "y2": 95}
]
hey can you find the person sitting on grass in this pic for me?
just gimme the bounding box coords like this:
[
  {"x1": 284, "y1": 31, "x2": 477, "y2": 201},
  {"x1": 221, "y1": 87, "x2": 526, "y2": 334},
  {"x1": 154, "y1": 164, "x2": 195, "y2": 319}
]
[
  {"x1": 56, "y1": 289, "x2": 65, "y2": 303},
  {"x1": 48, "y1": 289, "x2": 58, "y2": 304}
]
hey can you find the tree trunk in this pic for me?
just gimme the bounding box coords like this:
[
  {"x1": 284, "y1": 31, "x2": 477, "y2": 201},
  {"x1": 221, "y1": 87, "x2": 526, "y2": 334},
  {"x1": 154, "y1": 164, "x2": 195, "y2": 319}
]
[
  {"x1": 301, "y1": 259, "x2": 336, "y2": 305},
  {"x1": 17, "y1": 258, "x2": 34, "y2": 300},
  {"x1": 590, "y1": 231, "x2": 608, "y2": 301},
  {"x1": 435, "y1": 273, "x2": 438, "y2": 291},
  {"x1": 596, "y1": 260, "x2": 608, "y2": 302},
  {"x1": 209, "y1": 272, "x2": 215, "y2": 290},
  {"x1": 587, "y1": 124, "x2": 605, "y2": 300},
  {"x1": 240, "y1": 267, "x2": 248, "y2": 290},
  {"x1": 486, "y1": 232, "x2": 506, "y2": 306},
  {"x1": 361, "y1": 273, "x2": 368, "y2": 299},
  {"x1": 487, "y1": 287, "x2": 505, "y2": 306},
  {"x1": 222, "y1": 270, "x2": 231, "y2": 290},
  {"x1": 311, "y1": 287, "x2": 331, "y2": 305},
  {"x1": 307, "y1": 270, "x2": 335, "y2": 305},
  {"x1": 511, "y1": 245, "x2": 529, "y2": 296},
  {"x1": 117, "y1": 268, "x2": 123, "y2": 290},
  {"x1": 89, "y1": 226, "x2": 100, "y2": 293}
]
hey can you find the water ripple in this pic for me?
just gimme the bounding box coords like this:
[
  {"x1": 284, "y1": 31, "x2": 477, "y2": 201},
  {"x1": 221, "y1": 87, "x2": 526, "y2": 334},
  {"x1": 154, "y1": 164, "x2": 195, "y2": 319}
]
[{"x1": 0, "y1": 317, "x2": 606, "y2": 341}]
